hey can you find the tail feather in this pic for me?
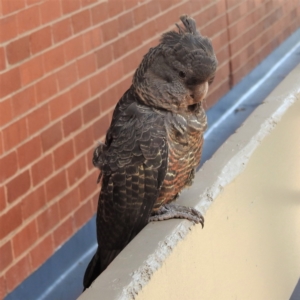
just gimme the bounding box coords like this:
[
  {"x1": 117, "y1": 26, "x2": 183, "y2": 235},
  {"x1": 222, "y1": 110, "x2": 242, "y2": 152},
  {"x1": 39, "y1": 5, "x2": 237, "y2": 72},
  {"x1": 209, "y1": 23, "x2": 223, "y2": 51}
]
[{"x1": 83, "y1": 248, "x2": 121, "y2": 290}]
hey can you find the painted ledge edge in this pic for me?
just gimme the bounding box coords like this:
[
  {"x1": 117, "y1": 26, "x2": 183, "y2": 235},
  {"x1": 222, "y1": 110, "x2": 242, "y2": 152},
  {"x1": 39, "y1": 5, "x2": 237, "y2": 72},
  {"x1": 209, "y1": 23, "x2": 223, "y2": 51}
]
[{"x1": 78, "y1": 63, "x2": 300, "y2": 300}]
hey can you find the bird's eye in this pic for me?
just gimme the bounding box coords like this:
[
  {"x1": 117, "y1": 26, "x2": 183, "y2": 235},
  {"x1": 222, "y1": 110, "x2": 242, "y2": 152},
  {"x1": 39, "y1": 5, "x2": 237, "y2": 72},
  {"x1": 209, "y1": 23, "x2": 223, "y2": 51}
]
[
  {"x1": 179, "y1": 71, "x2": 186, "y2": 78},
  {"x1": 208, "y1": 76, "x2": 215, "y2": 85}
]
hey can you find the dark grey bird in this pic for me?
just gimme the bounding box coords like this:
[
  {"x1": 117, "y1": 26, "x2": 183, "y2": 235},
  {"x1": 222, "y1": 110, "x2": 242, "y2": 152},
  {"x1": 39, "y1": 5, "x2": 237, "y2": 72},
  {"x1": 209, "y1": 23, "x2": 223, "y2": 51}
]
[{"x1": 83, "y1": 15, "x2": 217, "y2": 290}]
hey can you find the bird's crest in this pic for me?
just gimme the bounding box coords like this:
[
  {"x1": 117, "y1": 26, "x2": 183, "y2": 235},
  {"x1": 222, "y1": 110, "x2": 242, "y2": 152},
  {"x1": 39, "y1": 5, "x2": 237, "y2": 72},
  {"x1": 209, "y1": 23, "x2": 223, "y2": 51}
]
[{"x1": 175, "y1": 15, "x2": 198, "y2": 36}]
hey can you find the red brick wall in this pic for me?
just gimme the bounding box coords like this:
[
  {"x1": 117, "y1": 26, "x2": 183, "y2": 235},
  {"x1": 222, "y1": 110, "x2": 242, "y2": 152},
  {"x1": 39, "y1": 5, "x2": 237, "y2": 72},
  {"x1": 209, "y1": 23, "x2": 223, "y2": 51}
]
[{"x1": 0, "y1": 0, "x2": 299, "y2": 297}]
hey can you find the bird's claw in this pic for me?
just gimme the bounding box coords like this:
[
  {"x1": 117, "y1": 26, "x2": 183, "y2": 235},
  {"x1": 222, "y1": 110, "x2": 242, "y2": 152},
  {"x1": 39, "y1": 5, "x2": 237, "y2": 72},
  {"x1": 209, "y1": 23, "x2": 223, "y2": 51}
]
[{"x1": 149, "y1": 203, "x2": 204, "y2": 228}]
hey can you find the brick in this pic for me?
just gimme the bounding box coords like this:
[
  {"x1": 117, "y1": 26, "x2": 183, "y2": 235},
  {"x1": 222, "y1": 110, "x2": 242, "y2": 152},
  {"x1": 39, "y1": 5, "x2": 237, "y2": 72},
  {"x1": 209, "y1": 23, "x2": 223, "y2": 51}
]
[
  {"x1": 0, "y1": 98, "x2": 13, "y2": 127},
  {"x1": 106, "y1": 60, "x2": 124, "y2": 85},
  {"x1": 52, "y1": 18, "x2": 72, "y2": 44},
  {"x1": 7, "y1": 170, "x2": 31, "y2": 203},
  {"x1": 35, "y1": 74, "x2": 58, "y2": 103},
  {"x1": 0, "y1": 15, "x2": 18, "y2": 43},
  {"x1": 2, "y1": 117, "x2": 28, "y2": 151},
  {"x1": 92, "y1": 113, "x2": 110, "y2": 140},
  {"x1": 0, "y1": 47, "x2": 6, "y2": 71},
  {"x1": 49, "y1": 91, "x2": 72, "y2": 121},
  {"x1": 140, "y1": 19, "x2": 157, "y2": 41},
  {"x1": 45, "y1": 170, "x2": 67, "y2": 201},
  {"x1": 112, "y1": 36, "x2": 129, "y2": 59},
  {"x1": 29, "y1": 234, "x2": 54, "y2": 271},
  {"x1": 0, "y1": 133, "x2": 3, "y2": 156},
  {"x1": 213, "y1": 63, "x2": 230, "y2": 85},
  {"x1": 116, "y1": 75, "x2": 131, "y2": 98},
  {"x1": 82, "y1": 27, "x2": 102, "y2": 52},
  {"x1": 53, "y1": 140, "x2": 74, "y2": 170},
  {"x1": 226, "y1": 0, "x2": 242, "y2": 9},
  {"x1": 0, "y1": 276, "x2": 6, "y2": 300},
  {"x1": 77, "y1": 53, "x2": 96, "y2": 79},
  {"x1": 41, "y1": 122, "x2": 63, "y2": 152},
  {"x1": 12, "y1": 220, "x2": 38, "y2": 258},
  {"x1": 1, "y1": 0, "x2": 25, "y2": 15},
  {"x1": 211, "y1": 30, "x2": 228, "y2": 53},
  {"x1": 0, "y1": 186, "x2": 6, "y2": 211},
  {"x1": 36, "y1": 203, "x2": 60, "y2": 236},
  {"x1": 91, "y1": 2, "x2": 108, "y2": 24},
  {"x1": 83, "y1": 98, "x2": 100, "y2": 124},
  {"x1": 74, "y1": 199, "x2": 93, "y2": 229},
  {"x1": 21, "y1": 185, "x2": 47, "y2": 219},
  {"x1": 6, "y1": 36, "x2": 30, "y2": 65},
  {"x1": 74, "y1": 126, "x2": 94, "y2": 154},
  {"x1": 71, "y1": 9, "x2": 91, "y2": 33},
  {"x1": 91, "y1": 192, "x2": 98, "y2": 211},
  {"x1": 17, "y1": 136, "x2": 42, "y2": 168},
  {"x1": 202, "y1": 15, "x2": 227, "y2": 38},
  {"x1": 227, "y1": 1, "x2": 254, "y2": 24},
  {"x1": 31, "y1": 154, "x2": 53, "y2": 186},
  {"x1": 27, "y1": 104, "x2": 50, "y2": 135},
  {"x1": 17, "y1": 5, "x2": 41, "y2": 34},
  {"x1": 109, "y1": 84, "x2": 124, "y2": 104},
  {"x1": 0, "y1": 68, "x2": 21, "y2": 98},
  {"x1": 0, "y1": 241, "x2": 13, "y2": 271},
  {"x1": 43, "y1": 45, "x2": 65, "y2": 73},
  {"x1": 70, "y1": 79, "x2": 90, "y2": 107},
  {"x1": 89, "y1": 70, "x2": 108, "y2": 96},
  {"x1": 0, "y1": 203, "x2": 22, "y2": 239},
  {"x1": 61, "y1": 0, "x2": 81, "y2": 14},
  {"x1": 11, "y1": 86, "x2": 36, "y2": 118},
  {"x1": 133, "y1": 4, "x2": 147, "y2": 25},
  {"x1": 124, "y1": 26, "x2": 143, "y2": 52},
  {"x1": 53, "y1": 216, "x2": 75, "y2": 248},
  {"x1": 107, "y1": 0, "x2": 124, "y2": 17},
  {"x1": 30, "y1": 26, "x2": 52, "y2": 54},
  {"x1": 58, "y1": 188, "x2": 80, "y2": 218},
  {"x1": 67, "y1": 155, "x2": 86, "y2": 186},
  {"x1": 39, "y1": 0, "x2": 62, "y2": 24},
  {"x1": 117, "y1": 11, "x2": 134, "y2": 34},
  {"x1": 85, "y1": 151, "x2": 94, "y2": 171},
  {"x1": 78, "y1": 172, "x2": 96, "y2": 201},
  {"x1": 27, "y1": 0, "x2": 42, "y2": 5},
  {"x1": 0, "y1": 152, "x2": 18, "y2": 182},
  {"x1": 20, "y1": 55, "x2": 44, "y2": 86},
  {"x1": 81, "y1": 0, "x2": 97, "y2": 6},
  {"x1": 62, "y1": 109, "x2": 82, "y2": 137},
  {"x1": 123, "y1": 0, "x2": 139, "y2": 10},
  {"x1": 95, "y1": 44, "x2": 113, "y2": 69},
  {"x1": 206, "y1": 79, "x2": 230, "y2": 109},
  {"x1": 5, "y1": 255, "x2": 31, "y2": 292},
  {"x1": 101, "y1": 19, "x2": 118, "y2": 42},
  {"x1": 122, "y1": 49, "x2": 141, "y2": 74},
  {"x1": 56, "y1": 63, "x2": 78, "y2": 91},
  {"x1": 146, "y1": 1, "x2": 160, "y2": 19},
  {"x1": 99, "y1": 88, "x2": 117, "y2": 113},
  {"x1": 63, "y1": 36, "x2": 84, "y2": 62}
]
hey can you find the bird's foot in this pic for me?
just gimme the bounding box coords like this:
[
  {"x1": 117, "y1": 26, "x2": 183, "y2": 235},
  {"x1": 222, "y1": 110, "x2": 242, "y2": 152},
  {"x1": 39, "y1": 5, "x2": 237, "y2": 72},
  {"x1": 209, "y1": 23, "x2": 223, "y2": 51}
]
[{"x1": 149, "y1": 203, "x2": 204, "y2": 227}]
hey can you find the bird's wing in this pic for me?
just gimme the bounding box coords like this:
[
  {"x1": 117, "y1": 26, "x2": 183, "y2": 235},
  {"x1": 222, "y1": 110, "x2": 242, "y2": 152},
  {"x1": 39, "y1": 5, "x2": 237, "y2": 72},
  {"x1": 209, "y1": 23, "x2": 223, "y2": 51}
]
[{"x1": 96, "y1": 101, "x2": 168, "y2": 253}]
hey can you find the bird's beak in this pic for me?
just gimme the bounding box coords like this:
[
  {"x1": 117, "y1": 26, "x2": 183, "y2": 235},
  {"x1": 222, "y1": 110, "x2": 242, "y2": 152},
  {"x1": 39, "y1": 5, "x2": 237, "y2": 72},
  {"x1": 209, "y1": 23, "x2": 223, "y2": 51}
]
[{"x1": 189, "y1": 81, "x2": 209, "y2": 104}]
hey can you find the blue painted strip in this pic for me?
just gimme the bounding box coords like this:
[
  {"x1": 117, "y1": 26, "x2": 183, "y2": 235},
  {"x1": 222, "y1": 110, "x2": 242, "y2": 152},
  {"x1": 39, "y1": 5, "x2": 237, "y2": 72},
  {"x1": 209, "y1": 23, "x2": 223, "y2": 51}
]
[
  {"x1": 290, "y1": 278, "x2": 300, "y2": 300},
  {"x1": 4, "y1": 27, "x2": 300, "y2": 300}
]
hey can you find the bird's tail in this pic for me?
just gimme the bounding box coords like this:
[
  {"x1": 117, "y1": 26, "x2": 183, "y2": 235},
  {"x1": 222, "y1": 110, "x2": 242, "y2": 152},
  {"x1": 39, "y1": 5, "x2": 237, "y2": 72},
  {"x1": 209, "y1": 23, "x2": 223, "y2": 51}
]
[{"x1": 83, "y1": 247, "x2": 121, "y2": 290}]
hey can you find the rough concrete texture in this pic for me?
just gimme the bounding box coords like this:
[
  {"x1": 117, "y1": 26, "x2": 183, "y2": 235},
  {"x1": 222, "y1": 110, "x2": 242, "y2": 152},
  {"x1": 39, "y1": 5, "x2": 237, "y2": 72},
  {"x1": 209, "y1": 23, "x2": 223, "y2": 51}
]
[{"x1": 78, "y1": 63, "x2": 300, "y2": 300}]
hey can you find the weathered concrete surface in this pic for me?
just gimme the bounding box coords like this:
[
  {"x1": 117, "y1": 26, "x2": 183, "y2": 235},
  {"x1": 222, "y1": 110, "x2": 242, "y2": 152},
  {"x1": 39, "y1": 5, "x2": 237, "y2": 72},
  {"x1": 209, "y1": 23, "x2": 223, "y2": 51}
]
[
  {"x1": 79, "y1": 63, "x2": 300, "y2": 300},
  {"x1": 136, "y1": 83, "x2": 300, "y2": 300}
]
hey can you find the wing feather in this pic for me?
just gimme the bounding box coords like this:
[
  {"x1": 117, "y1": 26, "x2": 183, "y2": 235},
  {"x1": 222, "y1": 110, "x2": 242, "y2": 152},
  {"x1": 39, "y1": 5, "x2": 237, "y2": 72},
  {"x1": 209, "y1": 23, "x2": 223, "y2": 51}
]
[{"x1": 96, "y1": 96, "x2": 167, "y2": 265}]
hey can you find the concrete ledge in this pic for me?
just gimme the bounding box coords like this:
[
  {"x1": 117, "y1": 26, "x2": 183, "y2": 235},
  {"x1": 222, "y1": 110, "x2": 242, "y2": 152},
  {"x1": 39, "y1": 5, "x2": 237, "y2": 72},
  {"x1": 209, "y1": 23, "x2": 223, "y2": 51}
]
[{"x1": 79, "y1": 63, "x2": 300, "y2": 300}]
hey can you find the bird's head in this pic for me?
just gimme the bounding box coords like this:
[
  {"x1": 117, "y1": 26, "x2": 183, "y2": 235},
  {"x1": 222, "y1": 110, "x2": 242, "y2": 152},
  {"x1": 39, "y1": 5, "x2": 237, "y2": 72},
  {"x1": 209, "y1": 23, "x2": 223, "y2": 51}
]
[{"x1": 133, "y1": 15, "x2": 218, "y2": 113}]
